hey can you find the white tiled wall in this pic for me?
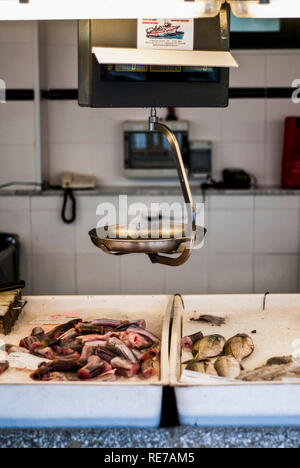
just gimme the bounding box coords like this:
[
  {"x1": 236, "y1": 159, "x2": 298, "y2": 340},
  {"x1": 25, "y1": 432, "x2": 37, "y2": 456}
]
[{"x1": 0, "y1": 194, "x2": 298, "y2": 296}]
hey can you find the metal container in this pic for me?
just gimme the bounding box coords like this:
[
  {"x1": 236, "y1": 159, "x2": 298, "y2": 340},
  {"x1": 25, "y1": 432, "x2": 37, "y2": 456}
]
[{"x1": 0, "y1": 295, "x2": 172, "y2": 428}]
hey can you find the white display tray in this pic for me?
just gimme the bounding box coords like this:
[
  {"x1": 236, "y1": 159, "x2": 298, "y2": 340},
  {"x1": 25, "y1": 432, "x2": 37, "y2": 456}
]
[
  {"x1": 0, "y1": 295, "x2": 172, "y2": 428},
  {"x1": 170, "y1": 294, "x2": 300, "y2": 426}
]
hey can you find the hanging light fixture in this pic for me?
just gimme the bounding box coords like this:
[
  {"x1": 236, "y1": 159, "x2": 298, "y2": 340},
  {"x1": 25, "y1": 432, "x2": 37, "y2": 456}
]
[
  {"x1": 0, "y1": 0, "x2": 223, "y2": 20},
  {"x1": 229, "y1": 0, "x2": 300, "y2": 18}
]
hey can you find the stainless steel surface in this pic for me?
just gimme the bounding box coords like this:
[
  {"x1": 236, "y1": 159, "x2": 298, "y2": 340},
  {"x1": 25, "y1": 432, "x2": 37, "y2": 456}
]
[{"x1": 89, "y1": 228, "x2": 188, "y2": 255}]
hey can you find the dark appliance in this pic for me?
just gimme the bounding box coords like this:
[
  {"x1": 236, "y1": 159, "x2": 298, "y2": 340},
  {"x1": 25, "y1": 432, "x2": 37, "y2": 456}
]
[{"x1": 0, "y1": 233, "x2": 20, "y2": 284}]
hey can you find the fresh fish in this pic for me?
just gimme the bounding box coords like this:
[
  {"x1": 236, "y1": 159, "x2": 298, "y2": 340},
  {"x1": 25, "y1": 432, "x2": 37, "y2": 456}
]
[
  {"x1": 78, "y1": 356, "x2": 111, "y2": 380},
  {"x1": 94, "y1": 369, "x2": 117, "y2": 382},
  {"x1": 106, "y1": 337, "x2": 138, "y2": 364},
  {"x1": 126, "y1": 327, "x2": 160, "y2": 344},
  {"x1": 75, "y1": 322, "x2": 104, "y2": 335},
  {"x1": 19, "y1": 335, "x2": 41, "y2": 350},
  {"x1": 115, "y1": 320, "x2": 147, "y2": 331},
  {"x1": 91, "y1": 319, "x2": 123, "y2": 328},
  {"x1": 141, "y1": 359, "x2": 159, "y2": 379},
  {"x1": 190, "y1": 315, "x2": 226, "y2": 327},
  {"x1": 181, "y1": 331, "x2": 204, "y2": 351},
  {"x1": 45, "y1": 319, "x2": 82, "y2": 340},
  {"x1": 77, "y1": 335, "x2": 108, "y2": 345},
  {"x1": 32, "y1": 346, "x2": 55, "y2": 360},
  {"x1": 110, "y1": 357, "x2": 140, "y2": 378},
  {"x1": 214, "y1": 356, "x2": 241, "y2": 379},
  {"x1": 58, "y1": 328, "x2": 78, "y2": 343},
  {"x1": 80, "y1": 343, "x2": 96, "y2": 362},
  {"x1": 186, "y1": 359, "x2": 218, "y2": 376},
  {"x1": 96, "y1": 349, "x2": 116, "y2": 364},
  {"x1": 122, "y1": 332, "x2": 150, "y2": 349},
  {"x1": 266, "y1": 356, "x2": 293, "y2": 366},
  {"x1": 191, "y1": 334, "x2": 226, "y2": 360},
  {"x1": 6, "y1": 344, "x2": 29, "y2": 355},
  {"x1": 31, "y1": 358, "x2": 82, "y2": 380},
  {"x1": 224, "y1": 334, "x2": 254, "y2": 363},
  {"x1": 0, "y1": 361, "x2": 9, "y2": 376},
  {"x1": 62, "y1": 340, "x2": 82, "y2": 353},
  {"x1": 31, "y1": 327, "x2": 45, "y2": 337},
  {"x1": 239, "y1": 359, "x2": 300, "y2": 382}
]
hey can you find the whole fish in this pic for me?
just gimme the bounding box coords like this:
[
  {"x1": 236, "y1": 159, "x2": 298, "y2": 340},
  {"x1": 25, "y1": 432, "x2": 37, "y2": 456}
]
[
  {"x1": 186, "y1": 359, "x2": 218, "y2": 376},
  {"x1": 31, "y1": 327, "x2": 45, "y2": 337},
  {"x1": 107, "y1": 337, "x2": 138, "y2": 364},
  {"x1": 214, "y1": 356, "x2": 241, "y2": 379},
  {"x1": 181, "y1": 331, "x2": 204, "y2": 351},
  {"x1": 0, "y1": 361, "x2": 9, "y2": 376},
  {"x1": 224, "y1": 334, "x2": 254, "y2": 363},
  {"x1": 190, "y1": 315, "x2": 226, "y2": 327},
  {"x1": 191, "y1": 334, "x2": 226, "y2": 360},
  {"x1": 126, "y1": 327, "x2": 160, "y2": 344}
]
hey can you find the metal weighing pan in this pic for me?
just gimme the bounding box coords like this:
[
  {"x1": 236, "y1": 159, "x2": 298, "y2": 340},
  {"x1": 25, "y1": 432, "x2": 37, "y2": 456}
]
[{"x1": 89, "y1": 108, "x2": 204, "y2": 267}]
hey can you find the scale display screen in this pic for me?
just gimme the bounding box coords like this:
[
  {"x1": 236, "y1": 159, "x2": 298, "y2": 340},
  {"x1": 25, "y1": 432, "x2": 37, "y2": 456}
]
[{"x1": 101, "y1": 65, "x2": 220, "y2": 83}]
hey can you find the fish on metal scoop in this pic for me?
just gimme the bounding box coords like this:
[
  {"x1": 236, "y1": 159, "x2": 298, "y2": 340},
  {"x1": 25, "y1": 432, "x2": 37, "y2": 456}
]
[
  {"x1": 214, "y1": 356, "x2": 241, "y2": 379},
  {"x1": 186, "y1": 359, "x2": 218, "y2": 376},
  {"x1": 224, "y1": 334, "x2": 254, "y2": 364},
  {"x1": 190, "y1": 315, "x2": 226, "y2": 327},
  {"x1": 191, "y1": 334, "x2": 226, "y2": 361}
]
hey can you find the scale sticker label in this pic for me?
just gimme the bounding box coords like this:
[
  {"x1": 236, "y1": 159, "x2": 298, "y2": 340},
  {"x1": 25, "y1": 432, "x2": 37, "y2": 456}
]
[{"x1": 138, "y1": 18, "x2": 194, "y2": 51}]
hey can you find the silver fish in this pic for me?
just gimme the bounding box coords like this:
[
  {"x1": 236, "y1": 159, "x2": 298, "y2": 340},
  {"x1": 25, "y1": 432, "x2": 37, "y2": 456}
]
[
  {"x1": 224, "y1": 334, "x2": 254, "y2": 363},
  {"x1": 191, "y1": 334, "x2": 226, "y2": 360},
  {"x1": 214, "y1": 356, "x2": 241, "y2": 379}
]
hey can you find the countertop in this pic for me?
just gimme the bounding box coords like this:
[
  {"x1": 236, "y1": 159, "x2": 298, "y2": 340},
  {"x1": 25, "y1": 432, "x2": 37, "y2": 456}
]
[
  {"x1": 0, "y1": 427, "x2": 299, "y2": 448},
  {"x1": 0, "y1": 186, "x2": 300, "y2": 197}
]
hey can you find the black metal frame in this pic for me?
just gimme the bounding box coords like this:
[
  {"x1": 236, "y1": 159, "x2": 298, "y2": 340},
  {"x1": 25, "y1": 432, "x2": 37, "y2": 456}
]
[{"x1": 231, "y1": 19, "x2": 300, "y2": 49}]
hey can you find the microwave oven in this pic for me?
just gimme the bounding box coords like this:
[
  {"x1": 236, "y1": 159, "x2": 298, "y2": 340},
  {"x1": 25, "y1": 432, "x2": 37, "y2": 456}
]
[{"x1": 124, "y1": 120, "x2": 189, "y2": 179}]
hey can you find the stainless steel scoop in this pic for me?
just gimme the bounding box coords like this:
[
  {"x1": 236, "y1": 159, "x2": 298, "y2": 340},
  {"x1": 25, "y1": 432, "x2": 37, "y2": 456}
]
[{"x1": 89, "y1": 108, "x2": 205, "y2": 267}]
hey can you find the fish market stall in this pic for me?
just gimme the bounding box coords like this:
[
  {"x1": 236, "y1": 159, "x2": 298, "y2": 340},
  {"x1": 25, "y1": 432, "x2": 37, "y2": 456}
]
[
  {"x1": 171, "y1": 294, "x2": 300, "y2": 426},
  {"x1": 0, "y1": 295, "x2": 172, "y2": 428}
]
